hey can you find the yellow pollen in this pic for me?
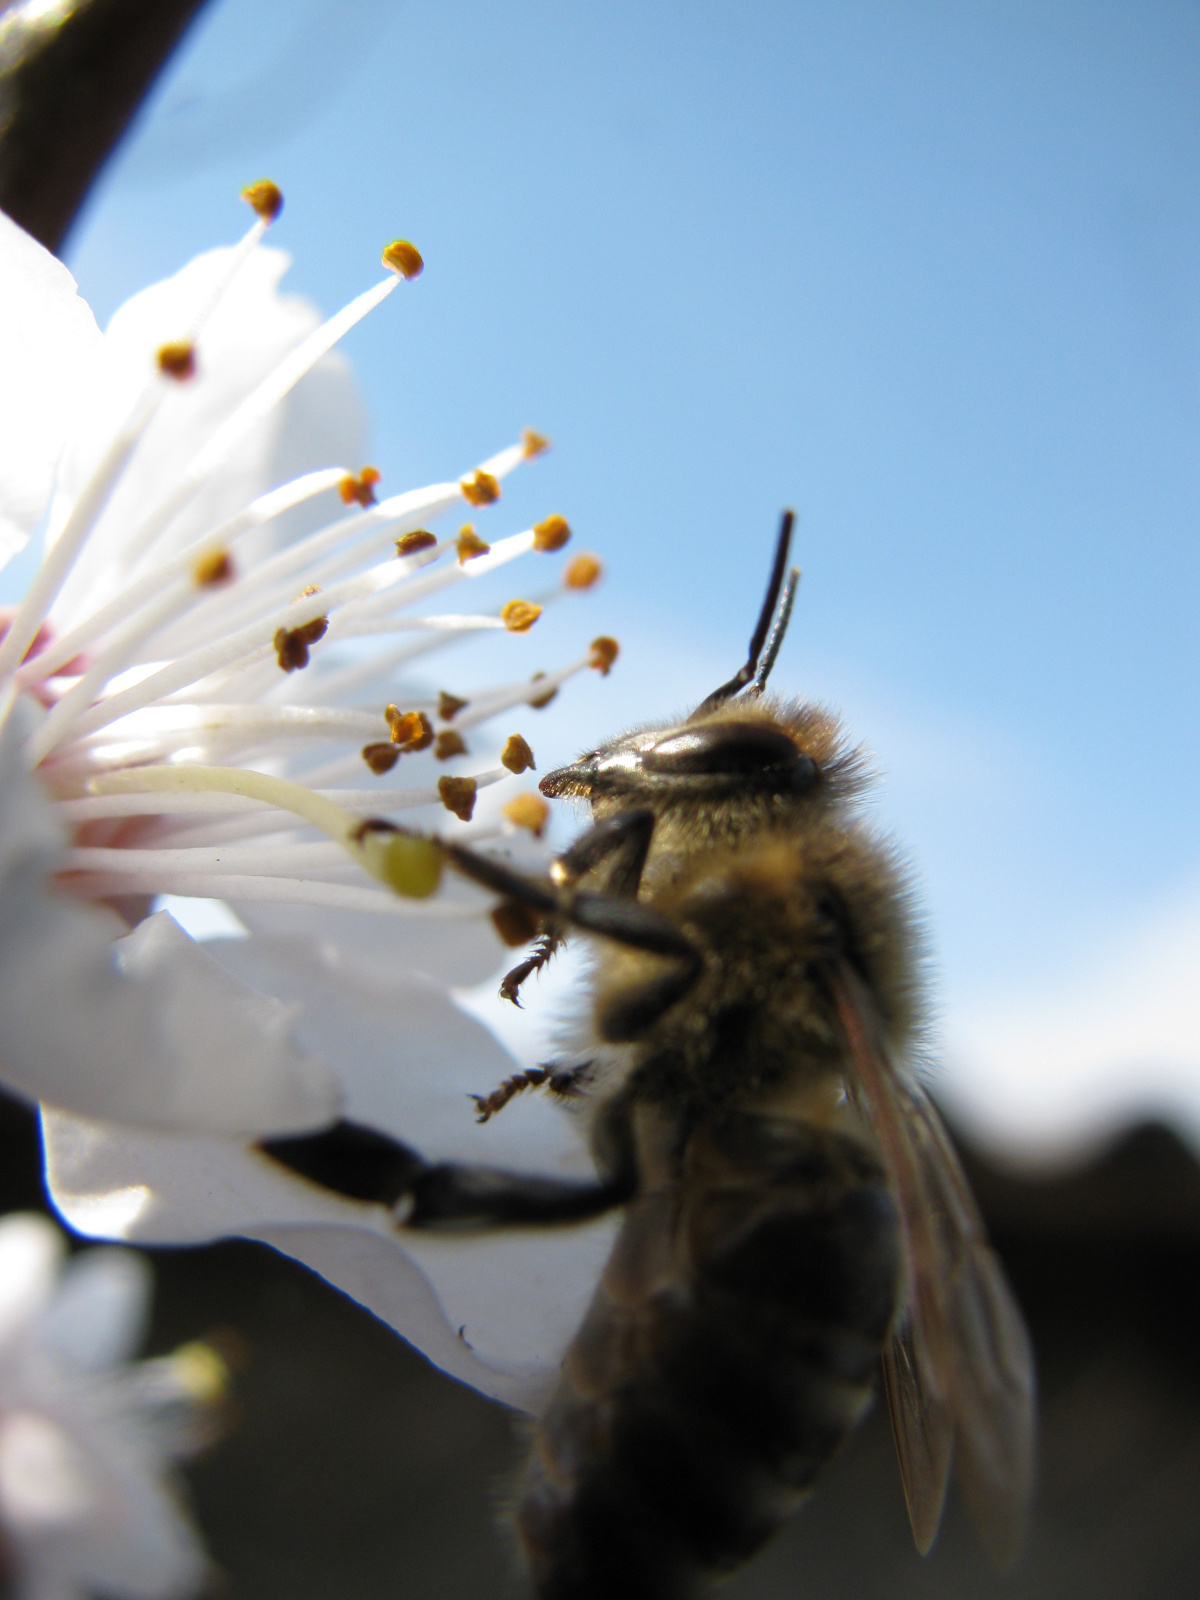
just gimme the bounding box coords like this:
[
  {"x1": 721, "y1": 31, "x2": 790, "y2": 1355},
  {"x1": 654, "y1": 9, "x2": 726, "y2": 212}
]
[
  {"x1": 492, "y1": 899, "x2": 541, "y2": 947},
  {"x1": 503, "y1": 793, "x2": 550, "y2": 837},
  {"x1": 340, "y1": 466, "x2": 381, "y2": 506},
  {"x1": 295, "y1": 585, "x2": 320, "y2": 599},
  {"x1": 157, "y1": 342, "x2": 196, "y2": 381},
  {"x1": 589, "y1": 636, "x2": 619, "y2": 675},
  {"x1": 363, "y1": 828, "x2": 442, "y2": 898},
  {"x1": 362, "y1": 742, "x2": 400, "y2": 775},
  {"x1": 460, "y1": 469, "x2": 501, "y2": 507},
  {"x1": 386, "y1": 707, "x2": 435, "y2": 751},
  {"x1": 532, "y1": 515, "x2": 571, "y2": 553},
  {"x1": 529, "y1": 672, "x2": 557, "y2": 709},
  {"x1": 274, "y1": 617, "x2": 327, "y2": 671},
  {"x1": 383, "y1": 240, "x2": 424, "y2": 279},
  {"x1": 437, "y1": 691, "x2": 468, "y2": 721},
  {"x1": 241, "y1": 180, "x2": 284, "y2": 222},
  {"x1": 565, "y1": 553, "x2": 603, "y2": 590},
  {"x1": 434, "y1": 730, "x2": 467, "y2": 761},
  {"x1": 522, "y1": 428, "x2": 552, "y2": 458},
  {"x1": 456, "y1": 525, "x2": 491, "y2": 562},
  {"x1": 501, "y1": 733, "x2": 535, "y2": 773},
  {"x1": 501, "y1": 600, "x2": 542, "y2": 634},
  {"x1": 193, "y1": 549, "x2": 234, "y2": 587},
  {"x1": 438, "y1": 775, "x2": 477, "y2": 822},
  {"x1": 396, "y1": 530, "x2": 437, "y2": 557}
]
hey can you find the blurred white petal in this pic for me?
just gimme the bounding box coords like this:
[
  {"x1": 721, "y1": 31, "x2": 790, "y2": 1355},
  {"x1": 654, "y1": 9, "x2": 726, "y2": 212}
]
[
  {"x1": 0, "y1": 1217, "x2": 214, "y2": 1600},
  {"x1": 34, "y1": 1250, "x2": 151, "y2": 1374},
  {"x1": 0, "y1": 1215, "x2": 63, "y2": 1345}
]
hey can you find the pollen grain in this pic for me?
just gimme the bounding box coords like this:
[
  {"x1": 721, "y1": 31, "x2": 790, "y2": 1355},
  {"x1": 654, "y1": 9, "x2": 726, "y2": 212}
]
[
  {"x1": 461, "y1": 469, "x2": 501, "y2": 507},
  {"x1": 533, "y1": 515, "x2": 570, "y2": 552},
  {"x1": 383, "y1": 240, "x2": 424, "y2": 279},
  {"x1": 501, "y1": 600, "x2": 542, "y2": 634},
  {"x1": 274, "y1": 617, "x2": 328, "y2": 671},
  {"x1": 438, "y1": 775, "x2": 478, "y2": 822},
  {"x1": 242, "y1": 181, "x2": 284, "y2": 222}
]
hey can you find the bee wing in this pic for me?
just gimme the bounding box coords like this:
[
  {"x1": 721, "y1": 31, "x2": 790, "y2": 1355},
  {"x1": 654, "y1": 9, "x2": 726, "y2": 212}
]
[
  {"x1": 881, "y1": 1314, "x2": 953, "y2": 1553},
  {"x1": 830, "y1": 961, "x2": 1035, "y2": 1565}
]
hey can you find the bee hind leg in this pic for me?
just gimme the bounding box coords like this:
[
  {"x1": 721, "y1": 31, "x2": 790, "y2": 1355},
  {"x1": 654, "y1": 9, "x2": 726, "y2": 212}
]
[{"x1": 260, "y1": 1117, "x2": 632, "y2": 1228}]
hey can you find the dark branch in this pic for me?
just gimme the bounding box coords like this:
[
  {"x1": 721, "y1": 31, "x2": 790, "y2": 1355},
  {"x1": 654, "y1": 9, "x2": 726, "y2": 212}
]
[{"x1": 0, "y1": 0, "x2": 212, "y2": 252}]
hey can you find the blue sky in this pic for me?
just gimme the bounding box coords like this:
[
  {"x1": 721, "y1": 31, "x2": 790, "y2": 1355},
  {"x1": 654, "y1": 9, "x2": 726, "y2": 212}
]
[{"x1": 32, "y1": 0, "x2": 1200, "y2": 1158}]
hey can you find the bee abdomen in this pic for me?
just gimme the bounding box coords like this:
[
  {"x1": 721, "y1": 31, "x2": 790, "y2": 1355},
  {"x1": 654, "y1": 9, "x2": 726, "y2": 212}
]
[{"x1": 517, "y1": 1118, "x2": 901, "y2": 1598}]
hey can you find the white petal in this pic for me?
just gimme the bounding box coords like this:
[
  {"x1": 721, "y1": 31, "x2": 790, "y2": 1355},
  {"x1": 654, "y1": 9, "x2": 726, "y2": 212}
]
[
  {"x1": 0, "y1": 1214, "x2": 63, "y2": 1345},
  {"x1": 51, "y1": 248, "x2": 364, "y2": 626},
  {"x1": 202, "y1": 934, "x2": 592, "y2": 1171},
  {"x1": 0, "y1": 213, "x2": 102, "y2": 570},
  {"x1": 36, "y1": 1249, "x2": 151, "y2": 1373},
  {"x1": 0, "y1": 700, "x2": 339, "y2": 1134},
  {"x1": 232, "y1": 899, "x2": 512, "y2": 990}
]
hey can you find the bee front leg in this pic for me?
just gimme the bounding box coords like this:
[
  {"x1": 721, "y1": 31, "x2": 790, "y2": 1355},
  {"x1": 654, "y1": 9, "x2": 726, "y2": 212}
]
[{"x1": 439, "y1": 836, "x2": 699, "y2": 971}]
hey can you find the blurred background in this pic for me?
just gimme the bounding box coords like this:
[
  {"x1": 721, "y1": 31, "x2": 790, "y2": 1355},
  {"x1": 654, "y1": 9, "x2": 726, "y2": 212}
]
[{"x1": 1, "y1": 1, "x2": 1198, "y2": 1595}]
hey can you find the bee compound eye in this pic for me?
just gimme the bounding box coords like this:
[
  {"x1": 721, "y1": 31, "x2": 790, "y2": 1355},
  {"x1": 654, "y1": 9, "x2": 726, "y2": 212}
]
[{"x1": 642, "y1": 722, "x2": 817, "y2": 786}]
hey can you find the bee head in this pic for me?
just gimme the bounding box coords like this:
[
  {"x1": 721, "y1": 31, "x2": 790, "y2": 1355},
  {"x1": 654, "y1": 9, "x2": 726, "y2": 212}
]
[
  {"x1": 539, "y1": 705, "x2": 820, "y2": 801},
  {"x1": 541, "y1": 512, "x2": 825, "y2": 803}
]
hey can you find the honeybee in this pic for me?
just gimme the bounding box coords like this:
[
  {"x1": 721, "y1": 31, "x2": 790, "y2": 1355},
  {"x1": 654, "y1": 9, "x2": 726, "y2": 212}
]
[{"x1": 265, "y1": 513, "x2": 1035, "y2": 1597}]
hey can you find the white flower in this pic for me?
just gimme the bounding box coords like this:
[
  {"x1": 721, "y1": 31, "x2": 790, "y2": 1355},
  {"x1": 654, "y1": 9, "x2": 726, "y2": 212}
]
[
  {"x1": 0, "y1": 1212, "x2": 224, "y2": 1600},
  {"x1": 0, "y1": 189, "x2": 615, "y2": 1404}
]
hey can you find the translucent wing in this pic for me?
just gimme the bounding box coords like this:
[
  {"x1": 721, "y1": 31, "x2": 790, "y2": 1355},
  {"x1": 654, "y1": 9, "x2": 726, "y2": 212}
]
[
  {"x1": 881, "y1": 1314, "x2": 953, "y2": 1554},
  {"x1": 830, "y1": 961, "x2": 1036, "y2": 1565}
]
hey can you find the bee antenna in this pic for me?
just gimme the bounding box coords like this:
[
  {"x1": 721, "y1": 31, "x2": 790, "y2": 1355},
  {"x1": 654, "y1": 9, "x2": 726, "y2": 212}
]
[
  {"x1": 692, "y1": 510, "x2": 795, "y2": 717},
  {"x1": 752, "y1": 565, "x2": 800, "y2": 694}
]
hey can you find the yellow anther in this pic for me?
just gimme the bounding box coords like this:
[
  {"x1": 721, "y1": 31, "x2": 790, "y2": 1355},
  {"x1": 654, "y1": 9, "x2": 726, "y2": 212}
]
[
  {"x1": 437, "y1": 690, "x2": 468, "y2": 721},
  {"x1": 386, "y1": 708, "x2": 435, "y2": 751},
  {"x1": 522, "y1": 428, "x2": 552, "y2": 459},
  {"x1": 362, "y1": 742, "x2": 400, "y2": 775},
  {"x1": 533, "y1": 515, "x2": 571, "y2": 552},
  {"x1": 503, "y1": 793, "x2": 550, "y2": 837},
  {"x1": 435, "y1": 730, "x2": 467, "y2": 761},
  {"x1": 396, "y1": 530, "x2": 437, "y2": 557},
  {"x1": 501, "y1": 733, "x2": 535, "y2": 773},
  {"x1": 193, "y1": 549, "x2": 234, "y2": 587},
  {"x1": 339, "y1": 466, "x2": 381, "y2": 506},
  {"x1": 169, "y1": 1341, "x2": 229, "y2": 1405},
  {"x1": 457, "y1": 525, "x2": 491, "y2": 562},
  {"x1": 157, "y1": 342, "x2": 196, "y2": 381},
  {"x1": 460, "y1": 469, "x2": 501, "y2": 507},
  {"x1": 241, "y1": 180, "x2": 283, "y2": 222},
  {"x1": 383, "y1": 240, "x2": 424, "y2": 279},
  {"x1": 501, "y1": 600, "x2": 542, "y2": 634},
  {"x1": 565, "y1": 553, "x2": 603, "y2": 590},
  {"x1": 529, "y1": 672, "x2": 557, "y2": 709},
  {"x1": 589, "y1": 636, "x2": 619, "y2": 675},
  {"x1": 438, "y1": 775, "x2": 478, "y2": 822},
  {"x1": 274, "y1": 617, "x2": 327, "y2": 672}
]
